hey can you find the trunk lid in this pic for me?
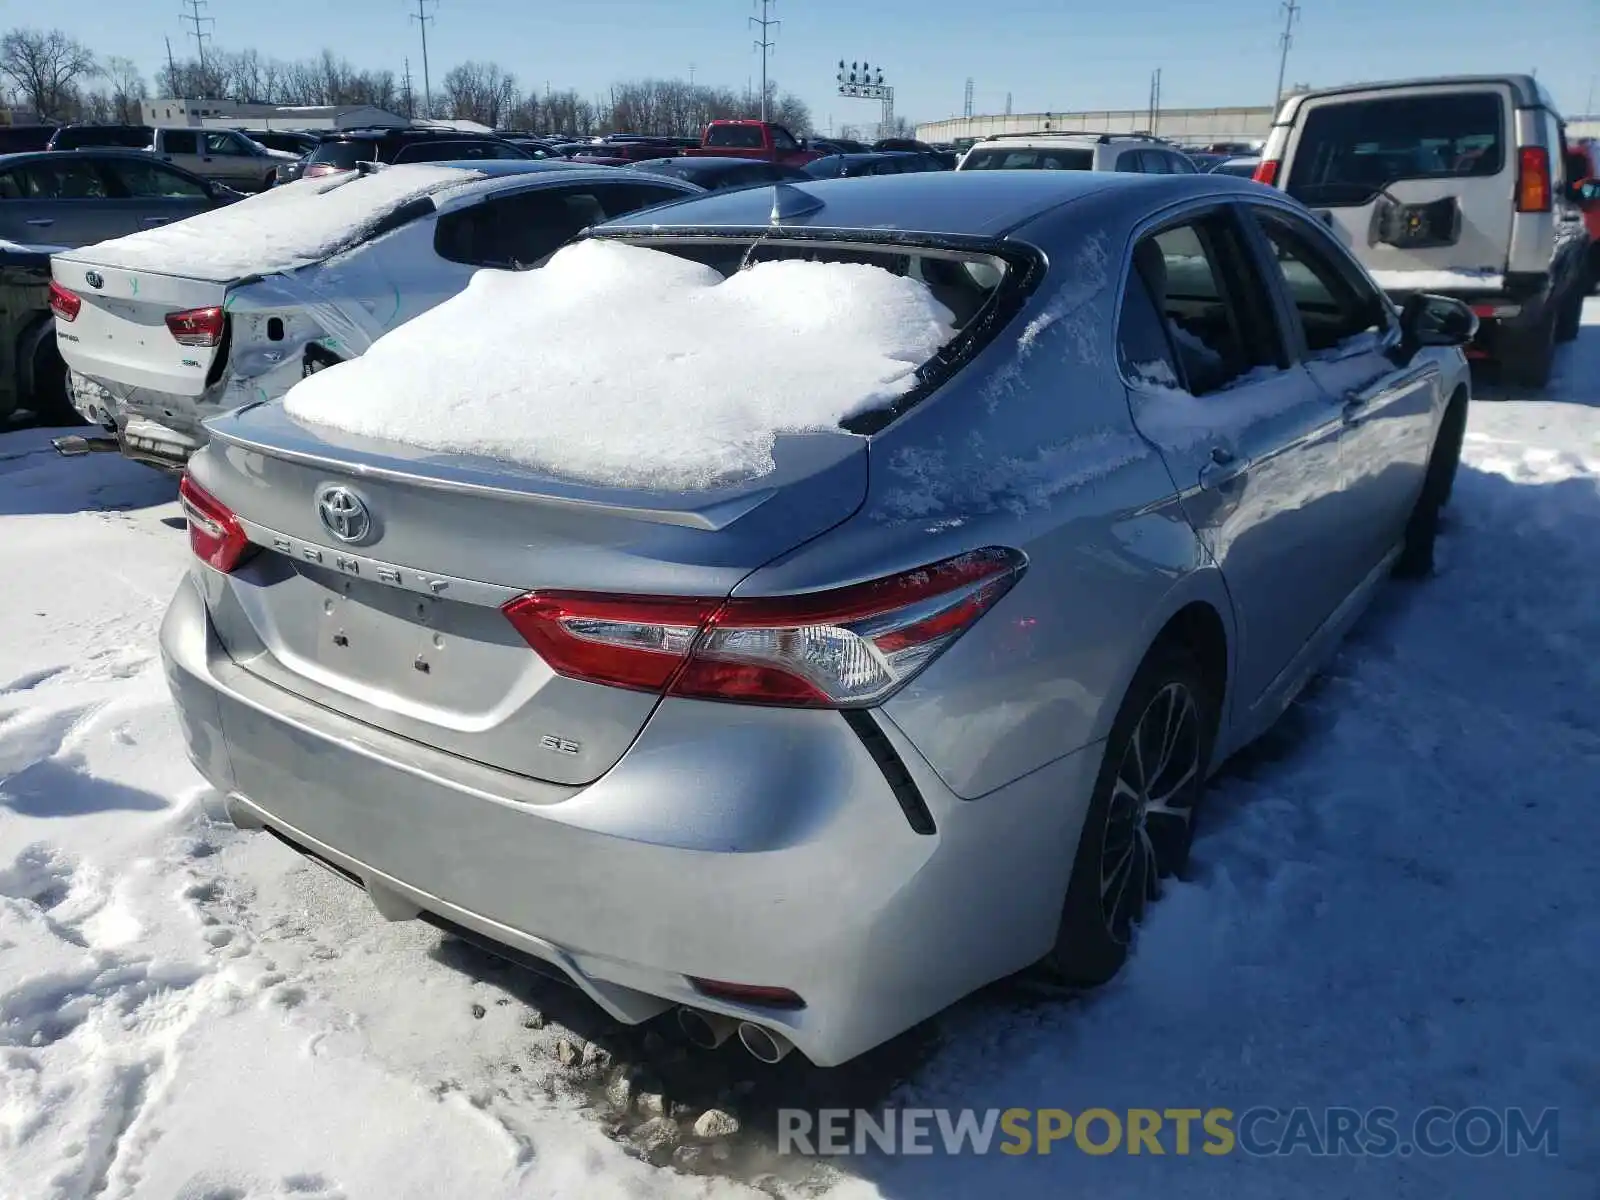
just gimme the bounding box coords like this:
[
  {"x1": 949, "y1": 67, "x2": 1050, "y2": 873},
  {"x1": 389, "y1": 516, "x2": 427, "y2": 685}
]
[
  {"x1": 1281, "y1": 84, "x2": 1516, "y2": 284},
  {"x1": 190, "y1": 401, "x2": 868, "y2": 786},
  {"x1": 51, "y1": 258, "x2": 230, "y2": 397}
]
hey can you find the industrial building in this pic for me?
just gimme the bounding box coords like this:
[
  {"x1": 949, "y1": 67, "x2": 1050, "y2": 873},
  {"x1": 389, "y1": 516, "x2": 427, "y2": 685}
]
[{"x1": 917, "y1": 105, "x2": 1275, "y2": 146}]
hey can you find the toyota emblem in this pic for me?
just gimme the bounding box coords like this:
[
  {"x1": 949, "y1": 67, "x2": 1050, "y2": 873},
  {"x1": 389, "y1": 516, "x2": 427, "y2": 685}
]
[
  {"x1": 315, "y1": 484, "x2": 371, "y2": 543},
  {"x1": 84, "y1": 270, "x2": 104, "y2": 290}
]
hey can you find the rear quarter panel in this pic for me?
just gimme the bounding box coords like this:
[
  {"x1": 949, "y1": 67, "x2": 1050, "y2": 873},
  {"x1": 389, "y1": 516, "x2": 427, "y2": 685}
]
[{"x1": 738, "y1": 225, "x2": 1224, "y2": 800}]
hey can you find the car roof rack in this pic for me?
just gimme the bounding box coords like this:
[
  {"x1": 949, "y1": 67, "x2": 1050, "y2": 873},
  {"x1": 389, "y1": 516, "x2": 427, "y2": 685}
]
[{"x1": 976, "y1": 130, "x2": 1164, "y2": 144}]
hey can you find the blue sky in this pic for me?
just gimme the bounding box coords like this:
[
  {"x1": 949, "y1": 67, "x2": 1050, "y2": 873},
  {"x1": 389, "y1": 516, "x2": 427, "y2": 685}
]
[{"x1": 44, "y1": 0, "x2": 1600, "y2": 129}]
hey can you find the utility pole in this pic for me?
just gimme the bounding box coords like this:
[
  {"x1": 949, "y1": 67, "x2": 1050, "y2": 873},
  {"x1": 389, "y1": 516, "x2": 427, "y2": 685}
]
[
  {"x1": 164, "y1": 36, "x2": 179, "y2": 95},
  {"x1": 750, "y1": 0, "x2": 779, "y2": 122},
  {"x1": 401, "y1": 57, "x2": 414, "y2": 118},
  {"x1": 1585, "y1": 74, "x2": 1595, "y2": 116},
  {"x1": 1004, "y1": 91, "x2": 1013, "y2": 116},
  {"x1": 689, "y1": 62, "x2": 697, "y2": 86},
  {"x1": 178, "y1": 0, "x2": 214, "y2": 73},
  {"x1": 410, "y1": 0, "x2": 436, "y2": 118},
  {"x1": 1273, "y1": 0, "x2": 1301, "y2": 110},
  {"x1": 1148, "y1": 68, "x2": 1163, "y2": 133},
  {"x1": 963, "y1": 77, "x2": 974, "y2": 119}
]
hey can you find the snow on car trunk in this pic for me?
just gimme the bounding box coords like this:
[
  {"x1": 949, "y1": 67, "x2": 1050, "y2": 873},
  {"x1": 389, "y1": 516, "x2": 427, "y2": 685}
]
[
  {"x1": 282, "y1": 238, "x2": 957, "y2": 490},
  {"x1": 52, "y1": 164, "x2": 485, "y2": 283}
]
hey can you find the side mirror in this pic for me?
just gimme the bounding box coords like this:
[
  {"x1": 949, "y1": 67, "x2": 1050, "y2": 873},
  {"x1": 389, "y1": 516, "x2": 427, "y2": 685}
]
[{"x1": 1399, "y1": 293, "x2": 1478, "y2": 352}]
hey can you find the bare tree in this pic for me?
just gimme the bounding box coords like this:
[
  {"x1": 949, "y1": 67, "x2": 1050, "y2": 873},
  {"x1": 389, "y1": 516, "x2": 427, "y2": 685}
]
[
  {"x1": 0, "y1": 28, "x2": 97, "y2": 120},
  {"x1": 104, "y1": 55, "x2": 146, "y2": 122}
]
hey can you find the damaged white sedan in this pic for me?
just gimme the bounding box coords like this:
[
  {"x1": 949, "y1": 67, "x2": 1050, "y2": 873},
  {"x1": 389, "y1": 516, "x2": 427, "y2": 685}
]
[{"x1": 47, "y1": 161, "x2": 700, "y2": 469}]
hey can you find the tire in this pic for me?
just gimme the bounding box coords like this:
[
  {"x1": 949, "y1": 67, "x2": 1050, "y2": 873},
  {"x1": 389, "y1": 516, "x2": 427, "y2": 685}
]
[
  {"x1": 1042, "y1": 645, "x2": 1217, "y2": 986},
  {"x1": 1501, "y1": 310, "x2": 1556, "y2": 389},
  {"x1": 1556, "y1": 281, "x2": 1583, "y2": 343},
  {"x1": 28, "y1": 333, "x2": 85, "y2": 427},
  {"x1": 1394, "y1": 392, "x2": 1466, "y2": 578}
]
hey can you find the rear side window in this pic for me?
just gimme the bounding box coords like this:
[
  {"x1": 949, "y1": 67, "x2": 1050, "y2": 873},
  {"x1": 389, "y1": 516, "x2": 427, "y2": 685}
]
[
  {"x1": 393, "y1": 139, "x2": 529, "y2": 164},
  {"x1": 1286, "y1": 92, "x2": 1506, "y2": 205},
  {"x1": 706, "y1": 125, "x2": 765, "y2": 149},
  {"x1": 13, "y1": 159, "x2": 109, "y2": 200},
  {"x1": 162, "y1": 130, "x2": 200, "y2": 155},
  {"x1": 99, "y1": 158, "x2": 210, "y2": 199},
  {"x1": 1139, "y1": 150, "x2": 1172, "y2": 174},
  {"x1": 963, "y1": 147, "x2": 1094, "y2": 171},
  {"x1": 435, "y1": 184, "x2": 683, "y2": 269},
  {"x1": 307, "y1": 140, "x2": 379, "y2": 169}
]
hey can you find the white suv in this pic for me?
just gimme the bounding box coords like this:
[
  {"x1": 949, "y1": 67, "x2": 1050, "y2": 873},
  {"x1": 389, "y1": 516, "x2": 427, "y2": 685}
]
[
  {"x1": 1256, "y1": 74, "x2": 1596, "y2": 387},
  {"x1": 957, "y1": 132, "x2": 1198, "y2": 175}
]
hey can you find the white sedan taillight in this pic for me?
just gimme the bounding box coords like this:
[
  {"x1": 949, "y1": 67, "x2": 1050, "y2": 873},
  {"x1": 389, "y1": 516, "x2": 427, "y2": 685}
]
[{"x1": 502, "y1": 548, "x2": 1026, "y2": 707}]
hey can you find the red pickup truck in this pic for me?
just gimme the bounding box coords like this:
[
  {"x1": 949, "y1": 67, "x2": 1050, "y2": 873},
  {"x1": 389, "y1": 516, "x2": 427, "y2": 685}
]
[{"x1": 683, "y1": 120, "x2": 822, "y2": 166}]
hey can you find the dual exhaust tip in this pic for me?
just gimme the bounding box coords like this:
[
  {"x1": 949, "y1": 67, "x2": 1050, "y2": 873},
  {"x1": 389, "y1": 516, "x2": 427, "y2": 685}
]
[{"x1": 676, "y1": 1006, "x2": 793, "y2": 1064}]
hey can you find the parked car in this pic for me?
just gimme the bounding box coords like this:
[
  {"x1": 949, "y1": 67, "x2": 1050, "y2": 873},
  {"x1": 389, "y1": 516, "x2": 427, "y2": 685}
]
[
  {"x1": 46, "y1": 123, "x2": 154, "y2": 151},
  {"x1": 0, "y1": 150, "x2": 241, "y2": 248},
  {"x1": 958, "y1": 132, "x2": 1198, "y2": 174},
  {"x1": 1254, "y1": 74, "x2": 1595, "y2": 386},
  {"x1": 873, "y1": 137, "x2": 957, "y2": 169},
  {"x1": 808, "y1": 137, "x2": 868, "y2": 155},
  {"x1": 682, "y1": 120, "x2": 822, "y2": 166},
  {"x1": 802, "y1": 151, "x2": 947, "y2": 179},
  {"x1": 50, "y1": 161, "x2": 700, "y2": 468},
  {"x1": 630, "y1": 156, "x2": 810, "y2": 190},
  {"x1": 160, "y1": 170, "x2": 1474, "y2": 1068},
  {"x1": 0, "y1": 125, "x2": 57, "y2": 154},
  {"x1": 300, "y1": 128, "x2": 529, "y2": 179},
  {"x1": 1, "y1": 239, "x2": 76, "y2": 424},
  {"x1": 1572, "y1": 137, "x2": 1600, "y2": 288},
  {"x1": 1209, "y1": 156, "x2": 1262, "y2": 178}
]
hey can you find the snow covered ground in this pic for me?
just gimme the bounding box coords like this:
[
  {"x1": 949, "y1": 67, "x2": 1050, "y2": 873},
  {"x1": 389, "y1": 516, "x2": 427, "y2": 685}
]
[{"x1": 3, "y1": 307, "x2": 1598, "y2": 1199}]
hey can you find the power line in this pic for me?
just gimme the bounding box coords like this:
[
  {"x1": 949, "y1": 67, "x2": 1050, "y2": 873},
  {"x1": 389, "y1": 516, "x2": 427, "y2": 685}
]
[
  {"x1": 410, "y1": 0, "x2": 437, "y2": 118},
  {"x1": 178, "y1": 0, "x2": 214, "y2": 72},
  {"x1": 749, "y1": 0, "x2": 779, "y2": 122},
  {"x1": 1273, "y1": 0, "x2": 1301, "y2": 110}
]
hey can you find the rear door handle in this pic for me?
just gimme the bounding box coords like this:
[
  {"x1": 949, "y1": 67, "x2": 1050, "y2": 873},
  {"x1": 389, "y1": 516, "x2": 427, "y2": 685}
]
[
  {"x1": 142, "y1": 216, "x2": 171, "y2": 224},
  {"x1": 24, "y1": 218, "x2": 53, "y2": 226},
  {"x1": 1342, "y1": 390, "x2": 1370, "y2": 426},
  {"x1": 1198, "y1": 446, "x2": 1247, "y2": 491}
]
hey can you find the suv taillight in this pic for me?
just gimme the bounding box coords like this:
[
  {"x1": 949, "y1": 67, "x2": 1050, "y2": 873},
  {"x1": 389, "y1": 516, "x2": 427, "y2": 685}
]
[
  {"x1": 1252, "y1": 159, "x2": 1280, "y2": 187},
  {"x1": 1516, "y1": 146, "x2": 1552, "y2": 212},
  {"x1": 165, "y1": 306, "x2": 225, "y2": 347},
  {"x1": 178, "y1": 475, "x2": 254, "y2": 573},
  {"x1": 502, "y1": 548, "x2": 1026, "y2": 707},
  {"x1": 48, "y1": 280, "x2": 81, "y2": 322}
]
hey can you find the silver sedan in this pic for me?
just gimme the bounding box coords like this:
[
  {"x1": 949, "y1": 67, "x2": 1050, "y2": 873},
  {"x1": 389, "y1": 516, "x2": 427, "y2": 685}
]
[{"x1": 160, "y1": 170, "x2": 1474, "y2": 1066}]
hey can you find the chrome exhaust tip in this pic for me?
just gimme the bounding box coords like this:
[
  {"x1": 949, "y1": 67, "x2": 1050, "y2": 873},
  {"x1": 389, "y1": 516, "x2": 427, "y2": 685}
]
[
  {"x1": 676, "y1": 1007, "x2": 738, "y2": 1049},
  {"x1": 737, "y1": 1021, "x2": 794, "y2": 1064}
]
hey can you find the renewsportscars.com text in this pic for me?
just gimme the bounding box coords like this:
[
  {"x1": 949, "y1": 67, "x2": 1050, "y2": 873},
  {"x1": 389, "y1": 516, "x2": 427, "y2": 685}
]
[{"x1": 777, "y1": 1106, "x2": 1559, "y2": 1158}]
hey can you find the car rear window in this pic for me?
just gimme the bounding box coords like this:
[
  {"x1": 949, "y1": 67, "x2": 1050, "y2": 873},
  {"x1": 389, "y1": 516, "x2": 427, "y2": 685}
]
[
  {"x1": 706, "y1": 125, "x2": 764, "y2": 149},
  {"x1": 1286, "y1": 92, "x2": 1506, "y2": 205},
  {"x1": 307, "y1": 139, "x2": 380, "y2": 169},
  {"x1": 53, "y1": 126, "x2": 152, "y2": 150},
  {"x1": 962, "y1": 147, "x2": 1094, "y2": 171}
]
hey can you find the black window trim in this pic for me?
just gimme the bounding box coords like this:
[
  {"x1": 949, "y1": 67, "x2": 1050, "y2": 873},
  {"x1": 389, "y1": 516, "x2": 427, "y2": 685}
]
[
  {"x1": 1113, "y1": 198, "x2": 1296, "y2": 397},
  {"x1": 1234, "y1": 197, "x2": 1401, "y2": 365}
]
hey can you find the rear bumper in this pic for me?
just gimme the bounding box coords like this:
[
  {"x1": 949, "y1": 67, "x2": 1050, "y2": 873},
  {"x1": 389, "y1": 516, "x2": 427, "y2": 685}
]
[{"x1": 160, "y1": 572, "x2": 1098, "y2": 1066}]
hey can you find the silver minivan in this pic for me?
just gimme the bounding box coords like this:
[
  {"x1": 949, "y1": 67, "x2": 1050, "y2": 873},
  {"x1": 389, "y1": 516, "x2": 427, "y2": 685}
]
[{"x1": 1256, "y1": 74, "x2": 1595, "y2": 386}]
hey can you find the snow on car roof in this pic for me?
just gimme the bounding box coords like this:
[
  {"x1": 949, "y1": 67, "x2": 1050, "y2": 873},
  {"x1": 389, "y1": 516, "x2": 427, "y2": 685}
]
[
  {"x1": 55, "y1": 164, "x2": 487, "y2": 282},
  {"x1": 282, "y1": 238, "x2": 956, "y2": 490}
]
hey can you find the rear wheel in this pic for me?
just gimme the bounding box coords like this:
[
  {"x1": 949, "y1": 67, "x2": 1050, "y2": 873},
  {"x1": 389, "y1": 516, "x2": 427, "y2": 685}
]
[
  {"x1": 1556, "y1": 281, "x2": 1583, "y2": 343},
  {"x1": 1043, "y1": 646, "x2": 1216, "y2": 986},
  {"x1": 1395, "y1": 391, "x2": 1466, "y2": 578},
  {"x1": 1501, "y1": 309, "x2": 1556, "y2": 389},
  {"x1": 28, "y1": 332, "x2": 85, "y2": 427}
]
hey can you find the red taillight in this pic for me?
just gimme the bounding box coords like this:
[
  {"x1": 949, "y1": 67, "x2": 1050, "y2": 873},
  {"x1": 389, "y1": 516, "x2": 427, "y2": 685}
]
[
  {"x1": 48, "y1": 280, "x2": 81, "y2": 322},
  {"x1": 1516, "y1": 146, "x2": 1551, "y2": 212},
  {"x1": 303, "y1": 163, "x2": 343, "y2": 178},
  {"x1": 1252, "y1": 159, "x2": 1280, "y2": 187},
  {"x1": 165, "y1": 306, "x2": 226, "y2": 347},
  {"x1": 502, "y1": 547, "x2": 1026, "y2": 708},
  {"x1": 689, "y1": 978, "x2": 805, "y2": 1009},
  {"x1": 178, "y1": 475, "x2": 254, "y2": 573}
]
